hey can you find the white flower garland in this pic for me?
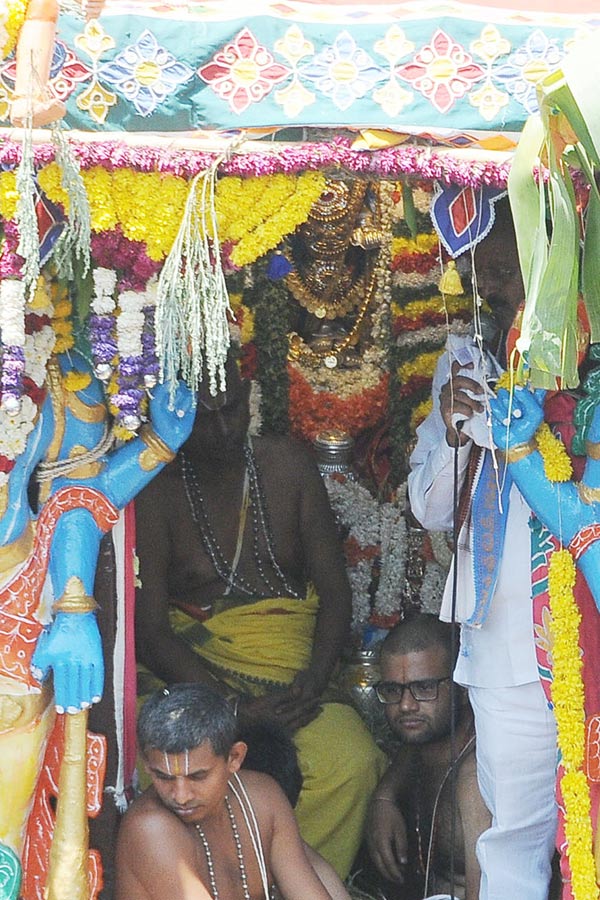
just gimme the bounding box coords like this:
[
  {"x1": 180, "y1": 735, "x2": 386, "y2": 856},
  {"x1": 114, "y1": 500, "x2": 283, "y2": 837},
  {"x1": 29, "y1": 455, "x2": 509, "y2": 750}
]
[
  {"x1": 325, "y1": 475, "x2": 408, "y2": 631},
  {"x1": 91, "y1": 267, "x2": 117, "y2": 315},
  {"x1": 419, "y1": 561, "x2": 448, "y2": 615},
  {"x1": 117, "y1": 291, "x2": 145, "y2": 358},
  {"x1": 0, "y1": 394, "x2": 38, "y2": 484},
  {"x1": 25, "y1": 325, "x2": 56, "y2": 387},
  {"x1": 248, "y1": 380, "x2": 262, "y2": 437},
  {"x1": 0, "y1": 275, "x2": 56, "y2": 468},
  {"x1": 0, "y1": 278, "x2": 26, "y2": 346}
]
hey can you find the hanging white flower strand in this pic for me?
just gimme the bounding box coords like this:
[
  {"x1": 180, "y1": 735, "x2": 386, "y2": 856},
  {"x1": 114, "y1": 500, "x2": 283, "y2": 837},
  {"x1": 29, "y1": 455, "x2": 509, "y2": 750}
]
[{"x1": 156, "y1": 156, "x2": 232, "y2": 404}]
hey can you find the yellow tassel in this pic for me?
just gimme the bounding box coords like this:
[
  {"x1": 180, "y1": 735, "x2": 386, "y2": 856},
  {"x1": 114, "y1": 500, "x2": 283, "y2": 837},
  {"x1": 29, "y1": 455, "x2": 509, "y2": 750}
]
[{"x1": 439, "y1": 260, "x2": 463, "y2": 296}]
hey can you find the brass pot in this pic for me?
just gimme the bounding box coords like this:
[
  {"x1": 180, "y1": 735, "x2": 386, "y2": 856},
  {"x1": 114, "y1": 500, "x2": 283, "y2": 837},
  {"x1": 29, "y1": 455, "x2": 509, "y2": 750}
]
[{"x1": 340, "y1": 648, "x2": 386, "y2": 734}]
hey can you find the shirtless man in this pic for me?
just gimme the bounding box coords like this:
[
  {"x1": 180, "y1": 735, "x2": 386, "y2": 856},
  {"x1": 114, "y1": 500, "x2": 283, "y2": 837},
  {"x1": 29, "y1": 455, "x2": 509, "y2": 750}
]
[
  {"x1": 116, "y1": 683, "x2": 333, "y2": 899},
  {"x1": 134, "y1": 353, "x2": 386, "y2": 878},
  {"x1": 366, "y1": 615, "x2": 491, "y2": 900}
]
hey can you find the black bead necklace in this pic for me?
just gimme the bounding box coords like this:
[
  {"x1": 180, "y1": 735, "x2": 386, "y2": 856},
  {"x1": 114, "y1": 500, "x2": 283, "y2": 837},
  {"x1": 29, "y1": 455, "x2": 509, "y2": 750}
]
[{"x1": 180, "y1": 442, "x2": 300, "y2": 600}]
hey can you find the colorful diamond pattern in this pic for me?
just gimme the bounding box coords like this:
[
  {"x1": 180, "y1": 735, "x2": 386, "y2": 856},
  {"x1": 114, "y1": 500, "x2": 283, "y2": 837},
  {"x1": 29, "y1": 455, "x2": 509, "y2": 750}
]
[
  {"x1": 493, "y1": 29, "x2": 564, "y2": 115},
  {"x1": 98, "y1": 29, "x2": 194, "y2": 117},
  {"x1": 396, "y1": 29, "x2": 485, "y2": 114},
  {"x1": 198, "y1": 28, "x2": 291, "y2": 114},
  {"x1": 300, "y1": 31, "x2": 384, "y2": 112}
]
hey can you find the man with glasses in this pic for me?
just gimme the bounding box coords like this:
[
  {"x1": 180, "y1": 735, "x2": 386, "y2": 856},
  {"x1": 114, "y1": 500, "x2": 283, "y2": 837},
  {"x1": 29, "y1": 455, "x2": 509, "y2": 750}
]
[{"x1": 366, "y1": 614, "x2": 490, "y2": 900}]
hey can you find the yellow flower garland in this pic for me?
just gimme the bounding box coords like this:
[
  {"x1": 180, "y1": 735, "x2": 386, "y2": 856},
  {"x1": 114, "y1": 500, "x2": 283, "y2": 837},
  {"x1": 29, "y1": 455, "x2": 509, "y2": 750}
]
[
  {"x1": 391, "y1": 233, "x2": 438, "y2": 256},
  {"x1": 536, "y1": 422, "x2": 573, "y2": 482},
  {"x1": 493, "y1": 374, "x2": 573, "y2": 483},
  {"x1": 410, "y1": 397, "x2": 433, "y2": 430},
  {"x1": 397, "y1": 349, "x2": 441, "y2": 383},
  {"x1": 34, "y1": 164, "x2": 326, "y2": 264},
  {"x1": 495, "y1": 372, "x2": 597, "y2": 894},
  {"x1": 63, "y1": 371, "x2": 92, "y2": 392},
  {"x1": 49, "y1": 283, "x2": 74, "y2": 353},
  {"x1": 1, "y1": 0, "x2": 27, "y2": 59},
  {"x1": 0, "y1": 171, "x2": 18, "y2": 221},
  {"x1": 222, "y1": 171, "x2": 326, "y2": 268},
  {"x1": 547, "y1": 550, "x2": 598, "y2": 899},
  {"x1": 390, "y1": 294, "x2": 471, "y2": 322}
]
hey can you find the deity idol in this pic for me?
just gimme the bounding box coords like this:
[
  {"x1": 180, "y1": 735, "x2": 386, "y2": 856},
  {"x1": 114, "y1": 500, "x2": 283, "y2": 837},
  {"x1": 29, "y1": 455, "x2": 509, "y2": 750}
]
[{"x1": 0, "y1": 319, "x2": 194, "y2": 899}]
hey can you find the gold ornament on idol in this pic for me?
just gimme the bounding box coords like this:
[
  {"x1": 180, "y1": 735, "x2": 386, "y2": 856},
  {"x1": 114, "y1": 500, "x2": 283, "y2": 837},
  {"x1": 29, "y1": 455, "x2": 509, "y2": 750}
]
[
  {"x1": 139, "y1": 425, "x2": 176, "y2": 471},
  {"x1": 53, "y1": 576, "x2": 98, "y2": 614},
  {"x1": 286, "y1": 180, "x2": 383, "y2": 321}
]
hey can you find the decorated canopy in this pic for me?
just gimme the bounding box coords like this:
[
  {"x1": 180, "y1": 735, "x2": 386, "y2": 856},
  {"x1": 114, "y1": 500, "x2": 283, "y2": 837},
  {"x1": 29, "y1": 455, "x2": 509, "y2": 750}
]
[{"x1": 1, "y1": 0, "x2": 598, "y2": 143}]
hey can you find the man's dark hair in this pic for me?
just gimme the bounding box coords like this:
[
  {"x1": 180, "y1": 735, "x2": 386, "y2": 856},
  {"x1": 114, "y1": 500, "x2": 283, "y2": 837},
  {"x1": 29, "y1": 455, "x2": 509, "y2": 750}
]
[
  {"x1": 380, "y1": 613, "x2": 457, "y2": 669},
  {"x1": 240, "y1": 721, "x2": 304, "y2": 808},
  {"x1": 137, "y1": 683, "x2": 237, "y2": 758}
]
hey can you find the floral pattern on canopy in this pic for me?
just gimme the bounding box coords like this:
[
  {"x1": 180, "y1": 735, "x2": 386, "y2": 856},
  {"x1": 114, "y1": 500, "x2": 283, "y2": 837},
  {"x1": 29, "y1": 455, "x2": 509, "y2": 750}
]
[{"x1": 0, "y1": 0, "x2": 597, "y2": 137}]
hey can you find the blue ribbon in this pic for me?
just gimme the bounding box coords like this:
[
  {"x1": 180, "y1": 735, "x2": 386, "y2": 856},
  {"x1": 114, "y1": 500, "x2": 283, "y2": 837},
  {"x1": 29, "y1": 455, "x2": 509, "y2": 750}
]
[{"x1": 467, "y1": 449, "x2": 512, "y2": 626}]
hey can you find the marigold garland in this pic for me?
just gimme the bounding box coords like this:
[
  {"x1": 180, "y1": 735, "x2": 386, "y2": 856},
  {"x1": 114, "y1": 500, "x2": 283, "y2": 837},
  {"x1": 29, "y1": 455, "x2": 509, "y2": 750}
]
[
  {"x1": 288, "y1": 364, "x2": 389, "y2": 442},
  {"x1": 391, "y1": 234, "x2": 438, "y2": 257},
  {"x1": 391, "y1": 294, "x2": 472, "y2": 333},
  {"x1": 32, "y1": 165, "x2": 326, "y2": 265},
  {"x1": 63, "y1": 371, "x2": 92, "y2": 392},
  {"x1": 493, "y1": 374, "x2": 574, "y2": 483},
  {"x1": 51, "y1": 290, "x2": 74, "y2": 354},
  {"x1": 397, "y1": 350, "x2": 441, "y2": 384},
  {"x1": 0, "y1": 171, "x2": 18, "y2": 221},
  {"x1": 536, "y1": 422, "x2": 574, "y2": 482},
  {"x1": 494, "y1": 366, "x2": 595, "y2": 893},
  {"x1": 410, "y1": 397, "x2": 433, "y2": 431},
  {"x1": 547, "y1": 549, "x2": 598, "y2": 899},
  {"x1": 1, "y1": 0, "x2": 27, "y2": 58}
]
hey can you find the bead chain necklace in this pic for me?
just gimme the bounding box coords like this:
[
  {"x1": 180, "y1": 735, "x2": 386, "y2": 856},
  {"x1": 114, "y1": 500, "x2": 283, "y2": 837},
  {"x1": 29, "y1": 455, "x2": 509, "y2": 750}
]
[
  {"x1": 180, "y1": 442, "x2": 300, "y2": 600},
  {"x1": 416, "y1": 730, "x2": 476, "y2": 895},
  {"x1": 195, "y1": 796, "x2": 251, "y2": 900}
]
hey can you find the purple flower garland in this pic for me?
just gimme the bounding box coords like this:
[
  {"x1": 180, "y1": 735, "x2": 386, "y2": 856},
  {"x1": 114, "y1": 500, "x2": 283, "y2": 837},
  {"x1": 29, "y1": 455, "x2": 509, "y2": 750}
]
[{"x1": 0, "y1": 137, "x2": 514, "y2": 188}]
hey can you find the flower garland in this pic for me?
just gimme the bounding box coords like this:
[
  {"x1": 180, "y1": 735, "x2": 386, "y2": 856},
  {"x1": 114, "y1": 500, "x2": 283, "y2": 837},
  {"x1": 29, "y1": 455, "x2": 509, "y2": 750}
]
[
  {"x1": 325, "y1": 475, "x2": 406, "y2": 633},
  {"x1": 113, "y1": 287, "x2": 150, "y2": 432},
  {"x1": 496, "y1": 379, "x2": 597, "y2": 896},
  {"x1": 217, "y1": 172, "x2": 326, "y2": 268},
  {"x1": 89, "y1": 265, "x2": 117, "y2": 382},
  {"x1": 0, "y1": 172, "x2": 18, "y2": 222},
  {"x1": 35, "y1": 165, "x2": 325, "y2": 265},
  {"x1": 0, "y1": 277, "x2": 26, "y2": 411},
  {"x1": 0, "y1": 138, "x2": 513, "y2": 188},
  {"x1": 242, "y1": 262, "x2": 291, "y2": 436},
  {"x1": 288, "y1": 364, "x2": 389, "y2": 442},
  {"x1": 547, "y1": 549, "x2": 597, "y2": 899},
  {"x1": 88, "y1": 267, "x2": 162, "y2": 436},
  {"x1": 0, "y1": 276, "x2": 54, "y2": 485},
  {"x1": 51, "y1": 289, "x2": 75, "y2": 355},
  {"x1": 494, "y1": 375, "x2": 574, "y2": 483},
  {"x1": 536, "y1": 422, "x2": 573, "y2": 482},
  {"x1": 90, "y1": 229, "x2": 162, "y2": 291},
  {"x1": 1, "y1": 0, "x2": 27, "y2": 59}
]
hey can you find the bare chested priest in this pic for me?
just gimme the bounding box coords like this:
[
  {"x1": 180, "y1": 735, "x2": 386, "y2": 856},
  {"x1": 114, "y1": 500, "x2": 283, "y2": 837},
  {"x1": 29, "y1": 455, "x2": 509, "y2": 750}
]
[
  {"x1": 116, "y1": 683, "x2": 333, "y2": 899},
  {"x1": 134, "y1": 352, "x2": 386, "y2": 878}
]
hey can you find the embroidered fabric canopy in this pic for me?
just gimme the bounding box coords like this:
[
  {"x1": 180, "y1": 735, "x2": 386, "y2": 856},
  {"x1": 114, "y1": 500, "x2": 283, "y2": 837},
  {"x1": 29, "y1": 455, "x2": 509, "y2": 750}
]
[{"x1": 1, "y1": 0, "x2": 597, "y2": 143}]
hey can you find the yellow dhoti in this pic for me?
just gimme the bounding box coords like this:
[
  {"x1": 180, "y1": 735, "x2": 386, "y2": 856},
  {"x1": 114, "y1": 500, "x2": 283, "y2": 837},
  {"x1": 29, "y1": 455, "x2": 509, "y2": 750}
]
[{"x1": 138, "y1": 588, "x2": 387, "y2": 878}]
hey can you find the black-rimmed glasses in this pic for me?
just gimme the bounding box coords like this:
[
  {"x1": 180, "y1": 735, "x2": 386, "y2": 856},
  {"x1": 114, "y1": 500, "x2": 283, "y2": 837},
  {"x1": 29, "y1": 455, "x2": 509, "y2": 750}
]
[{"x1": 373, "y1": 676, "x2": 452, "y2": 704}]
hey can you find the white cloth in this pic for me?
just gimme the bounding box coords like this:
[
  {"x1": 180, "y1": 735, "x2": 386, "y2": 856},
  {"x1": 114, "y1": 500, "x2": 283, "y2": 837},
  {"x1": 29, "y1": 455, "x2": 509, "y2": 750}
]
[
  {"x1": 470, "y1": 684, "x2": 557, "y2": 900},
  {"x1": 407, "y1": 340, "x2": 538, "y2": 687},
  {"x1": 407, "y1": 336, "x2": 558, "y2": 897}
]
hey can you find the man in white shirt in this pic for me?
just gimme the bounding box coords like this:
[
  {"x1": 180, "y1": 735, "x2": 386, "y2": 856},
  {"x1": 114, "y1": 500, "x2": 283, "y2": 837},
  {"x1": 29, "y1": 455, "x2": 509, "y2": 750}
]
[{"x1": 407, "y1": 201, "x2": 558, "y2": 900}]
